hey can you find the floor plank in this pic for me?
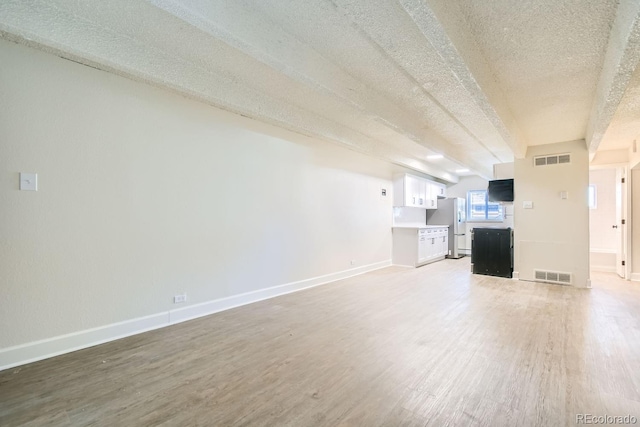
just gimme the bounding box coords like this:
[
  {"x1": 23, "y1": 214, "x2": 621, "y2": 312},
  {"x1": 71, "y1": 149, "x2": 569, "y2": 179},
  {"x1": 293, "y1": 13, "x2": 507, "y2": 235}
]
[{"x1": 1, "y1": 259, "x2": 639, "y2": 426}]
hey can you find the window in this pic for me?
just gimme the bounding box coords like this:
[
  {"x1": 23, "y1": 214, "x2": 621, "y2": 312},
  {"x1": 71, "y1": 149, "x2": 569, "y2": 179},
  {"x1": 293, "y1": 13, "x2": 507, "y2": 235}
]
[
  {"x1": 467, "y1": 190, "x2": 503, "y2": 221},
  {"x1": 588, "y1": 185, "x2": 597, "y2": 209}
]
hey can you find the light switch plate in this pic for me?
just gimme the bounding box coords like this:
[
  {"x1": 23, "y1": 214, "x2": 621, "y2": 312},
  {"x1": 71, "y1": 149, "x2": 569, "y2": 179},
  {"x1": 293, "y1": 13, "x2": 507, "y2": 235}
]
[
  {"x1": 19, "y1": 173, "x2": 37, "y2": 191},
  {"x1": 523, "y1": 201, "x2": 533, "y2": 209},
  {"x1": 560, "y1": 191, "x2": 568, "y2": 199}
]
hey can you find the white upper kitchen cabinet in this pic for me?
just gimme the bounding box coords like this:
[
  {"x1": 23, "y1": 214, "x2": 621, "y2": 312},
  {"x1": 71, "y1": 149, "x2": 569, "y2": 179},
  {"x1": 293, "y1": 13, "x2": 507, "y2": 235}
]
[
  {"x1": 394, "y1": 174, "x2": 438, "y2": 209},
  {"x1": 426, "y1": 182, "x2": 438, "y2": 209},
  {"x1": 395, "y1": 174, "x2": 421, "y2": 207},
  {"x1": 433, "y1": 182, "x2": 446, "y2": 199}
]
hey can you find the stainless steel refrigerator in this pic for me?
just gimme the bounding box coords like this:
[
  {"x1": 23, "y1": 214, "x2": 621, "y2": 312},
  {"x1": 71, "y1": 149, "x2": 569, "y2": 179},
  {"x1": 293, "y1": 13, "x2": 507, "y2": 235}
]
[{"x1": 426, "y1": 197, "x2": 466, "y2": 259}]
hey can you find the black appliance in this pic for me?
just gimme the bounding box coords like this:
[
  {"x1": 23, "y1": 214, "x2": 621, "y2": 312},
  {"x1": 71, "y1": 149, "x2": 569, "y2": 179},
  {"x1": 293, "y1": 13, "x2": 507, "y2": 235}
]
[
  {"x1": 487, "y1": 179, "x2": 514, "y2": 202},
  {"x1": 471, "y1": 227, "x2": 513, "y2": 278}
]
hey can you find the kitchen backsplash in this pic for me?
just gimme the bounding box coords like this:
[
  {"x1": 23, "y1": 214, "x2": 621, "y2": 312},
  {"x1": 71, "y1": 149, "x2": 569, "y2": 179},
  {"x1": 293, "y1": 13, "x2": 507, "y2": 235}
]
[{"x1": 393, "y1": 206, "x2": 426, "y2": 226}]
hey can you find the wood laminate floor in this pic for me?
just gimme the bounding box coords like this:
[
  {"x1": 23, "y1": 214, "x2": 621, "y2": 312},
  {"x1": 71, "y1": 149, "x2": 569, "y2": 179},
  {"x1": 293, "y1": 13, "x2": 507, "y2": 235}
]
[{"x1": 1, "y1": 258, "x2": 640, "y2": 426}]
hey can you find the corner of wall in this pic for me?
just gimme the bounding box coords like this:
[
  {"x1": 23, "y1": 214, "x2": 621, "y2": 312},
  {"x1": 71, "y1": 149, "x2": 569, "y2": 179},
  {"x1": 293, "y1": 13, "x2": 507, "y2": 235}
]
[
  {"x1": 513, "y1": 140, "x2": 590, "y2": 287},
  {"x1": 0, "y1": 260, "x2": 391, "y2": 371}
]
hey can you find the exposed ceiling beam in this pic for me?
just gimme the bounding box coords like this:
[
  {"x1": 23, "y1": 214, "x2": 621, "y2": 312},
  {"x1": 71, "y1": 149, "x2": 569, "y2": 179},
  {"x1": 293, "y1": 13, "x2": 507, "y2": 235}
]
[
  {"x1": 5, "y1": 0, "x2": 628, "y2": 180},
  {"x1": 0, "y1": 0, "x2": 460, "y2": 182},
  {"x1": 586, "y1": 0, "x2": 640, "y2": 153},
  {"x1": 399, "y1": 0, "x2": 529, "y2": 159},
  {"x1": 149, "y1": 0, "x2": 490, "y2": 177},
  {"x1": 320, "y1": 0, "x2": 505, "y2": 176}
]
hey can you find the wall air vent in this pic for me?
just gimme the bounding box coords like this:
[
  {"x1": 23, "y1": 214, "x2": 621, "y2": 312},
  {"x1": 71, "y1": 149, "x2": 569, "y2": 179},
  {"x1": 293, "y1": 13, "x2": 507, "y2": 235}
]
[
  {"x1": 533, "y1": 269, "x2": 572, "y2": 285},
  {"x1": 533, "y1": 153, "x2": 571, "y2": 167}
]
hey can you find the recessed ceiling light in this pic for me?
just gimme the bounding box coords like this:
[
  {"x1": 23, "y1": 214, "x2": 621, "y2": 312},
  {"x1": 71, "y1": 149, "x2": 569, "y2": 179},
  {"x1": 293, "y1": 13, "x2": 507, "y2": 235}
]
[
  {"x1": 455, "y1": 168, "x2": 470, "y2": 173},
  {"x1": 427, "y1": 154, "x2": 444, "y2": 160}
]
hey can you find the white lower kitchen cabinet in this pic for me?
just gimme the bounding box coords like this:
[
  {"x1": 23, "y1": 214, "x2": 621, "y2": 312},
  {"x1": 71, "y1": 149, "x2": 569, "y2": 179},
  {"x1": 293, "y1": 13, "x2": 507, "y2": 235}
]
[{"x1": 392, "y1": 226, "x2": 449, "y2": 267}]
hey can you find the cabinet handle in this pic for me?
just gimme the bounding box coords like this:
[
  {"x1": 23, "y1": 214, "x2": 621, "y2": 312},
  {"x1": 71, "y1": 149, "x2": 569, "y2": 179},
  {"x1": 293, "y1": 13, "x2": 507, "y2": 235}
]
[{"x1": 413, "y1": 197, "x2": 416, "y2": 204}]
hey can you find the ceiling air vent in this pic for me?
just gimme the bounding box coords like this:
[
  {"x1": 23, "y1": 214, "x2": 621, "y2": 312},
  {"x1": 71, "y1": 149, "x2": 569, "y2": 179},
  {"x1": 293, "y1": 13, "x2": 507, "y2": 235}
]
[
  {"x1": 533, "y1": 153, "x2": 571, "y2": 167},
  {"x1": 533, "y1": 269, "x2": 572, "y2": 285}
]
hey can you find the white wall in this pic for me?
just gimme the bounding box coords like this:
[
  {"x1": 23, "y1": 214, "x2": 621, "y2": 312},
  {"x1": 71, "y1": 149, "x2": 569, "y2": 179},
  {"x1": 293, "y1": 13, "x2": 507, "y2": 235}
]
[
  {"x1": 632, "y1": 169, "x2": 640, "y2": 278},
  {"x1": 589, "y1": 169, "x2": 617, "y2": 250},
  {"x1": 493, "y1": 162, "x2": 514, "y2": 180},
  {"x1": 589, "y1": 169, "x2": 617, "y2": 272},
  {"x1": 446, "y1": 175, "x2": 513, "y2": 253},
  {"x1": 591, "y1": 149, "x2": 628, "y2": 166},
  {"x1": 0, "y1": 40, "x2": 398, "y2": 366},
  {"x1": 514, "y1": 140, "x2": 590, "y2": 287}
]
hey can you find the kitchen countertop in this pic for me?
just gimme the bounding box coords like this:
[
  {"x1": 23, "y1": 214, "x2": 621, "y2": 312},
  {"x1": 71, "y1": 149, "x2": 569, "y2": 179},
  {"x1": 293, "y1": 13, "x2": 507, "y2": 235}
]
[{"x1": 392, "y1": 224, "x2": 449, "y2": 229}]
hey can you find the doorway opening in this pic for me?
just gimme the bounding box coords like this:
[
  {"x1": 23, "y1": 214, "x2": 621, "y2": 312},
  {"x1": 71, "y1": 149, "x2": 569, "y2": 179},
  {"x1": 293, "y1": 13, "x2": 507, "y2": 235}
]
[{"x1": 589, "y1": 166, "x2": 630, "y2": 280}]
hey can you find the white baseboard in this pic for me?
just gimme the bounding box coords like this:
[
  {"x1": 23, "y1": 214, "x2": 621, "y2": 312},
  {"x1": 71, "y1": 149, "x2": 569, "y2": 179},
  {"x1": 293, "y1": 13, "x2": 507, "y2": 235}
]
[
  {"x1": 0, "y1": 260, "x2": 391, "y2": 371},
  {"x1": 630, "y1": 272, "x2": 640, "y2": 282},
  {"x1": 0, "y1": 313, "x2": 169, "y2": 373},
  {"x1": 168, "y1": 260, "x2": 391, "y2": 325},
  {"x1": 512, "y1": 271, "x2": 519, "y2": 280}
]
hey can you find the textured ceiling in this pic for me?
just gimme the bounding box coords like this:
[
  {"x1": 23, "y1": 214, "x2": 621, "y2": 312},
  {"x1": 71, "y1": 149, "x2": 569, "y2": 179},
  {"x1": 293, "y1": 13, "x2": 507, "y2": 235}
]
[
  {"x1": 456, "y1": 0, "x2": 618, "y2": 146},
  {"x1": 600, "y1": 61, "x2": 640, "y2": 151},
  {"x1": 1, "y1": 0, "x2": 639, "y2": 181}
]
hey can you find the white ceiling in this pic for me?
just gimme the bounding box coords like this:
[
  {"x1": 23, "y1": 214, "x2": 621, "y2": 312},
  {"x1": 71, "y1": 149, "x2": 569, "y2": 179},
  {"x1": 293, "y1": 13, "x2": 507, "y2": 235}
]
[
  {"x1": 1, "y1": 0, "x2": 639, "y2": 182},
  {"x1": 600, "y1": 53, "x2": 640, "y2": 151}
]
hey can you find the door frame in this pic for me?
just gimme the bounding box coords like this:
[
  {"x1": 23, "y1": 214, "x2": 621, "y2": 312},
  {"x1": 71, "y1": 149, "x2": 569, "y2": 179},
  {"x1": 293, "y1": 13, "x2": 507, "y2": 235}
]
[
  {"x1": 589, "y1": 163, "x2": 631, "y2": 279},
  {"x1": 624, "y1": 165, "x2": 632, "y2": 279}
]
